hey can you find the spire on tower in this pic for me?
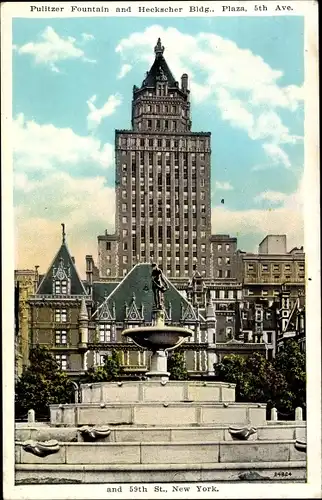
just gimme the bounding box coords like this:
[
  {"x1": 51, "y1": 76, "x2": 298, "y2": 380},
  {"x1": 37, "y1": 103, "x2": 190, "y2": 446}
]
[
  {"x1": 154, "y1": 38, "x2": 164, "y2": 57},
  {"x1": 61, "y1": 223, "x2": 66, "y2": 244},
  {"x1": 79, "y1": 296, "x2": 88, "y2": 321}
]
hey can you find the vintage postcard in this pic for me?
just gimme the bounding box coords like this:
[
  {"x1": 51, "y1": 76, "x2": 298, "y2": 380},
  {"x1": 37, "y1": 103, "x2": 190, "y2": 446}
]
[{"x1": 2, "y1": 0, "x2": 321, "y2": 499}]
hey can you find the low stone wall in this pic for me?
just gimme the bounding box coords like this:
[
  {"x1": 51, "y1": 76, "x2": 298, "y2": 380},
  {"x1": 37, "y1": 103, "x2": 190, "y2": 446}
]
[
  {"x1": 80, "y1": 381, "x2": 236, "y2": 404},
  {"x1": 15, "y1": 422, "x2": 306, "y2": 444},
  {"x1": 50, "y1": 402, "x2": 267, "y2": 427},
  {"x1": 15, "y1": 460, "x2": 307, "y2": 484},
  {"x1": 15, "y1": 439, "x2": 306, "y2": 466}
]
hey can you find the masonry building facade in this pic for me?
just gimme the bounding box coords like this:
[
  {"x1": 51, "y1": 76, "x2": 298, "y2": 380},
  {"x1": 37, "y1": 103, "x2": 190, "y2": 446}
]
[{"x1": 98, "y1": 38, "x2": 212, "y2": 279}]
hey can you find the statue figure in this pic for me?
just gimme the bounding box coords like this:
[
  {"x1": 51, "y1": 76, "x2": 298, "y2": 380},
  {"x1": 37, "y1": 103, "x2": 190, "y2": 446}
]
[{"x1": 151, "y1": 263, "x2": 168, "y2": 310}]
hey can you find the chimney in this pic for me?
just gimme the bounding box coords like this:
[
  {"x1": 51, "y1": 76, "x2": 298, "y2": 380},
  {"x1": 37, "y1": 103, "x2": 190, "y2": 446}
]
[
  {"x1": 86, "y1": 255, "x2": 93, "y2": 286},
  {"x1": 181, "y1": 73, "x2": 188, "y2": 92}
]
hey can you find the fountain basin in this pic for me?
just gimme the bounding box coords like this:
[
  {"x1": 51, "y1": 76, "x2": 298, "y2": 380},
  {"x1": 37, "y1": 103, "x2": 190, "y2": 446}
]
[{"x1": 122, "y1": 325, "x2": 193, "y2": 350}]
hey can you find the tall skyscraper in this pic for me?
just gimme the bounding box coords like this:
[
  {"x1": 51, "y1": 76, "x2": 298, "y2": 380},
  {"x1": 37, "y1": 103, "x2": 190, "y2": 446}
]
[{"x1": 98, "y1": 38, "x2": 212, "y2": 279}]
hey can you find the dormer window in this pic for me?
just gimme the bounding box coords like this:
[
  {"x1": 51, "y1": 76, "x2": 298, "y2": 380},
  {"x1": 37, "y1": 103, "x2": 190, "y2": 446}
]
[{"x1": 52, "y1": 257, "x2": 70, "y2": 295}]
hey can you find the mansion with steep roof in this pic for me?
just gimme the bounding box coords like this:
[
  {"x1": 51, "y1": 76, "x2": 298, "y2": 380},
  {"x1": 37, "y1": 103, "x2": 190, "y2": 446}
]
[{"x1": 14, "y1": 39, "x2": 306, "y2": 380}]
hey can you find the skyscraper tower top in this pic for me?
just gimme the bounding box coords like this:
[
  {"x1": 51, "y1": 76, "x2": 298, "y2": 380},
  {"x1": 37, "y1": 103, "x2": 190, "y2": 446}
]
[{"x1": 133, "y1": 38, "x2": 189, "y2": 96}]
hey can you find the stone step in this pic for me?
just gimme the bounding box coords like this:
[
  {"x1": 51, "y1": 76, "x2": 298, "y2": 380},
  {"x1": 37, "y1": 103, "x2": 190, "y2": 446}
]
[
  {"x1": 81, "y1": 380, "x2": 236, "y2": 404},
  {"x1": 15, "y1": 439, "x2": 306, "y2": 466},
  {"x1": 15, "y1": 423, "x2": 306, "y2": 444},
  {"x1": 15, "y1": 460, "x2": 306, "y2": 483},
  {"x1": 50, "y1": 401, "x2": 267, "y2": 427}
]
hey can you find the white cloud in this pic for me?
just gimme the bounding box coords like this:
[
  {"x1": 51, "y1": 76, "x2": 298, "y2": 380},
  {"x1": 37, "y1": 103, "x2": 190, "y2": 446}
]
[
  {"x1": 116, "y1": 26, "x2": 303, "y2": 167},
  {"x1": 15, "y1": 26, "x2": 96, "y2": 72},
  {"x1": 13, "y1": 113, "x2": 114, "y2": 171},
  {"x1": 87, "y1": 94, "x2": 123, "y2": 130},
  {"x1": 212, "y1": 180, "x2": 304, "y2": 251},
  {"x1": 81, "y1": 33, "x2": 95, "y2": 41},
  {"x1": 262, "y1": 143, "x2": 291, "y2": 168},
  {"x1": 15, "y1": 174, "x2": 115, "y2": 277},
  {"x1": 215, "y1": 181, "x2": 234, "y2": 191},
  {"x1": 117, "y1": 63, "x2": 132, "y2": 79},
  {"x1": 13, "y1": 115, "x2": 116, "y2": 277},
  {"x1": 254, "y1": 190, "x2": 288, "y2": 204}
]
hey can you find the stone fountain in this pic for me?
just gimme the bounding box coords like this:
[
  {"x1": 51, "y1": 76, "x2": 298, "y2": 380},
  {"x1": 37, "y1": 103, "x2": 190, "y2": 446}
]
[
  {"x1": 14, "y1": 264, "x2": 307, "y2": 484},
  {"x1": 122, "y1": 263, "x2": 193, "y2": 381}
]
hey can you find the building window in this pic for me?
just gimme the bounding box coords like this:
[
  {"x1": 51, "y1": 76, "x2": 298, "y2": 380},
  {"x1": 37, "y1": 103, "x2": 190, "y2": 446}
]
[
  {"x1": 267, "y1": 332, "x2": 272, "y2": 344},
  {"x1": 122, "y1": 229, "x2": 128, "y2": 237},
  {"x1": 226, "y1": 257, "x2": 231, "y2": 265},
  {"x1": 99, "y1": 324, "x2": 111, "y2": 343},
  {"x1": 106, "y1": 242, "x2": 111, "y2": 251},
  {"x1": 225, "y1": 244, "x2": 230, "y2": 252},
  {"x1": 123, "y1": 242, "x2": 128, "y2": 251},
  {"x1": 122, "y1": 203, "x2": 127, "y2": 212},
  {"x1": 225, "y1": 270, "x2": 231, "y2": 278},
  {"x1": 122, "y1": 216, "x2": 127, "y2": 224},
  {"x1": 123, "y1": 256, "x2": 128, "y2": 264},
  {"x1": 123, "y1": 269, "x2": 127, "y2": 276},
  {"x1": 218, "y1": 257, "x2": 222, "y2": 265},
  {"x1": 55, "y1": 309, "x2": 67, "y2": 323},
  {"x1": 217, "y1": 244, "x2": 222, "y2": 252},
  {"x1": 106, "y1": 268, "x2": 111, "y2": 276},
  {"x1": 106, "y1": 255, "x2": 111, "y2": 263},
  {"x1": 217, "y1": 270, "x2": 223, "y2": 278},
  {"x1": 55, "y1": 330, "x2": 67, "y2": 345},
  {"x1": 262, "y1": 290, "x2": 268, "y2": 296},
  {"x1": 248, "y1": 264, "x2": 254, "y2": 271},
  {"x1": 262, "y1": 264, "x2": 268, "y2": 272},
  {"x1": 54, "y1": 280, "x2": 67, "y2": 295},
  {"x1": 122, "y1": 164, "x2": 127, "y2": 172},
  {"x1": 55, "y1": 354, "x2": 67, "y2": 371}
]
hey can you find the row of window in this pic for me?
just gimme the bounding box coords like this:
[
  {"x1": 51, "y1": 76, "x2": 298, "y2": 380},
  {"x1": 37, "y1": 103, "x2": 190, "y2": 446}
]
[
  {"x1": 138, "y1": 119, "x2": 179, "y2": 132},
  {"x1": 121, "y1": 174, "x2": 206, "y2": 186},
  {"x1": 210, "y1": 289, "x2": 241, "y2": 299},
  {"x1": 216, "y1": 270, "x2": 232, "y2": 278},
  {"x1": 247, "y1": 263, "x2": 305, "y2": 272},
  {"x1": 122, "y1": 203, "x2": 207, "y2": 213},
  {"x1": 246, "y1": 289, "x2": 285, "y2": 297},
  {"x1": 214, "y1": 243, "x2": 231, "y2": 252},
  {"x1": 136, "y1": 103, "x2": 183, "y2": 115},
  {"x1": 122, "y1": 152, "x2": 206, "y2": 163},
  {"x1": 120, "y1": 137, "x2": 209, "y2": 150},
  {"x1": 217, "y1": 257, "x2": 231, "y2": 265},
  {"x1": 105, "y1": 267, "x2": 208, "y2": 278}
]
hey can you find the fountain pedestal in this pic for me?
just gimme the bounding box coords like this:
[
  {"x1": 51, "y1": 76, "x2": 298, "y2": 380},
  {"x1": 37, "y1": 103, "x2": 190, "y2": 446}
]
[{"x1": 146, "y1": 350, "x2": 170, "y2": 381}]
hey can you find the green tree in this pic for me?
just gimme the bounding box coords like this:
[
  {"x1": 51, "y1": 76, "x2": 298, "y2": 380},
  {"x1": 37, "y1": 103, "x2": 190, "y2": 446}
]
[
  {"x1": 215, "y1": 340, "x2": 305, "y2": 418},
  {"x1": 273, "y1": 339, "x2": 306, "y2": 413},
  {"x1": 15, "y1": 345, "x2": 74, "y2": 421},
  {"x1": 85, "y1": 349, "x2": 124, "y2": 382},
  {"x1": 167, "y1": 351, "x2": 189, "y2": 380}
]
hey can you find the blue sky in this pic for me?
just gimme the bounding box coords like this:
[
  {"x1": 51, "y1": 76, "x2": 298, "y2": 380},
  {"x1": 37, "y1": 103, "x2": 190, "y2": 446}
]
[{"x1": 13, "y1": 16, "x2": 304, "y2": 276}]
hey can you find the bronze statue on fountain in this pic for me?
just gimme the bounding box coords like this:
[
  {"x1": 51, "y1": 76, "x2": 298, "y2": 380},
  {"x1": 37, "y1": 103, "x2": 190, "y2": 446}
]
[{"x1": 151, "y1": 263, "x2": 168, "y2": 310}]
